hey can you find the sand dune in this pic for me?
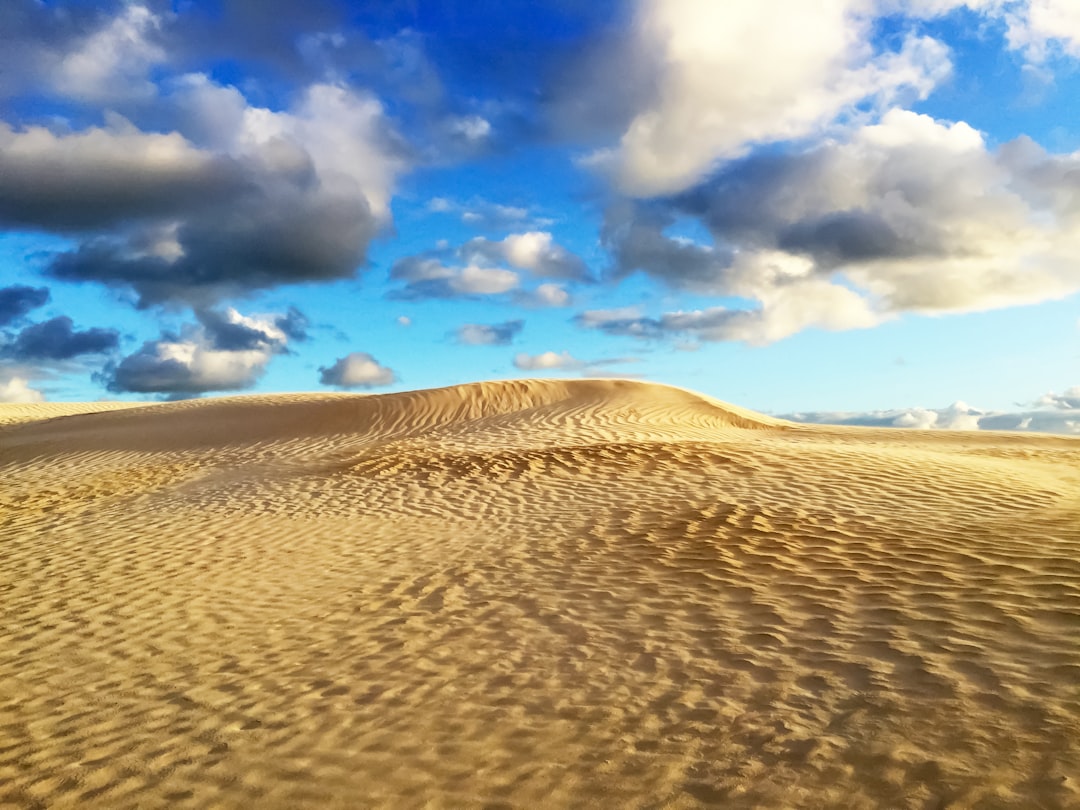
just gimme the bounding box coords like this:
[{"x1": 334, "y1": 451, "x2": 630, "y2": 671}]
[
  {"x1": 2, "y1": 378, "x2": 1079, "y2": 809},
  {"x1": 0, "y1": 400, "x2": 147, "y2": 427}
]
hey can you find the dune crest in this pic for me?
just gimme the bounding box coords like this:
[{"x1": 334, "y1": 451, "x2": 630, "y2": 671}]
[
  {"x1": 1, "y1": 377, "x2": 781, "y2": 451},
  {"x1": 2, "y1": 380, "x2": 1079, "y2": 808}
]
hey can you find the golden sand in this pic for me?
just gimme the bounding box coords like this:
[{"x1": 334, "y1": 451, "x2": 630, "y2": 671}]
[{"x1": 1, "y1": 378, "x2": 1079, "y2": 809}]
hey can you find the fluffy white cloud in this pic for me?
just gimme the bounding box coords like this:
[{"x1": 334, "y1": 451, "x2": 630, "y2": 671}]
[
  {"x1": 391, "y1": 230, "x2": 586, "y2": 299},
  {"x1": 0, "y1": 375, "x2": 45, "y2": 403},
  {"x1": 107, "y1": 308, "x2": 295, "y2": 394},
  {"x1": 674, "y1": 284, "x2": 879, "y2": 344},
  {"x1": 464, "y1": 232, "x2": 589, "y2": 280},
  {"x1": 52, "y1": 4, "x2": 165, "y2": 102},
  {"x1": 390, "y1": 255, "x2": 520, "y2": 298},
  {"x1": 512, "y1": 351, "x2": 585, "y2": 371},
  {"x1": 584, "y1": 0, "x2": 952, "y2": 195},
  {"x1": 233, "y1": 80, "x2": 402, "y2": 220},
  {"x1": 455, "y1": 265, "x2": 520, "y2": 295},
  {"x1": 600, "y1": 109, "x2": 1080, "y2": 342},
  {"x1": 319, "y1": 352, "x2": 396, "y2": 389},
  {"x1": 446, "y1": 115, "x2": 492, "y2": 142},
  {"x1": 1006, "y1": 0, "x2": 1080, "y2": 60}
]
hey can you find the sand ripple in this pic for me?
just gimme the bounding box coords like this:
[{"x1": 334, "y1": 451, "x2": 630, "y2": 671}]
[{"x1": 1, "y1": 379, "x2": 1079, "y2": 808}]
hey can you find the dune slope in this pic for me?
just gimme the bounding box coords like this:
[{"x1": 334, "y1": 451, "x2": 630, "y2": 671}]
[{"x1": 2, "y1": 378, "x2": 1079, "y2": 809}]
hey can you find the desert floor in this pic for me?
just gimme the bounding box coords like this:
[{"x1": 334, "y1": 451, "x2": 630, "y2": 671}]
[{"x1": 2, "y1": 379, "x2": 1079, "y2": 809}]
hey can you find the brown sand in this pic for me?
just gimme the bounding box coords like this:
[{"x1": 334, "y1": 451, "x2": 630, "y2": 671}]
[{"x1": 1, "y1": 378, "x2": 1079, "y2": 809}]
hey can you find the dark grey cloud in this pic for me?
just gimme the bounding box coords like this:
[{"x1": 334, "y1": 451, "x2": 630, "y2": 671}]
[
  {"x1": 3, "y1": 316, "x2": 119, "y2": 361},
  {"x1": 105, "y1": 349, "x2": 206, "y2": 395},
  {"x1": 274, "y1": 306, "x2": 310, "y2": 342},
  {"x1": 1, "y1": 59, "x2": 404, "y2": 307},
  {"x1": 455, "y1": 320, "x2": 524, "y2": 346},
  {"x1": 601, "y1": 202, "x2": 732, "y2": 291},
  {"x1": 776, "y1": 211, "x2": 916, "y2": 265},
  {"x1": 0, "y1": 284, "x2": 50, "y2": 326},
  {"x1": 673, "y1": 148, "x2": 946, "y2": 269},
  {"x1": 164, "y1": 0, "x2": 344, "y2": 80},
  {"x1": 0, "y1": 124, "x2": 247, "y2": 232},
  {"x1": 43, "y1": 173, "x2": 382, "y2": 307}
]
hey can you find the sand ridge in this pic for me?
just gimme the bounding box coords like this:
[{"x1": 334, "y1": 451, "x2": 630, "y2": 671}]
[
  {"x1": 0, "y1": 400, "x2": 149, "y2": 427},
  {"x1": 1, "y1": 378, "x2": 1079, "y2": 808}
]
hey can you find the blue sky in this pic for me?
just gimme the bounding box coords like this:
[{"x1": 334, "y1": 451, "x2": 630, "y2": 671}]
[{"x1": 0, "y1": 0, "x2": 1078, "y2": 432}]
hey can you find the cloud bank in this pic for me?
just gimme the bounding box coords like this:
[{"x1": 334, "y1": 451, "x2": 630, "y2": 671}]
[
  {"x1": 592, "y1": 109, "x2": 1080, "y2": 344},
  {"x1": 784, "y1": 385, "x2": 1080, "y2": 435}
]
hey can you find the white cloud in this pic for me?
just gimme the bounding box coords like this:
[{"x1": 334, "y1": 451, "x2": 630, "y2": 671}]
[
  {"x1": 0, "y1": 375, "x2": 45, "y2": 403},
  {"x1": 447, "y1": 115, "x2": 492, "y2": 142},
  {"x1": 891, "y1": 406, "x2": 941, "y2": 429},
  {"x1": 425, "y1": 197, "x2": 540, "y2": 229},
  {"x1": 390, "y1": 255, "x2": 520, "y2": 298},
  {"x1": 391, "y1": 230, "x2": 586, "y2": 299},
  {"x1": 518, "y1": 283, "x2": 571, "y2": 308},
  {"x1": 1036, "y1": 385, "x2": 1080, "y2": 409},
  {"x1": 107, "y1": 308, "x2": 293, "y2": 394},
  {"x1": 512, "y1": 351, "x2": 585, "y2": 371},
  {"x1": 53, "y1": 4, "x2": 165, "y2": 102},
  {"x1": 464, "y1": 232, "x2": 589, "y2": 279},
  {"x1": 503, "y1": 232, "x2": 556, "y2": 269},
  {"x1": 586, "y1": 0, "x2": 952, "y2": 195},
  {"x1": 454, "y1": 265, "x2": 520, "y2": 295},
  {"x1": 456, "y1": 320, "x2": 524, "y2": 346},
  {"x1": 669, "y1": 282, "x2": 880, "y2": 344},
  {"x1": 577, "y1": 281, "x2": 879, "y2": 345},
  {"x1": 602, "y1": 109, "x2": 1080, "y2": 342},
  {"x1": 235, "y1": 81, "x2": 403, "y2": 221},
  {"x1": 396, "y1": 315, "x2": 412, "y2": 327},
  {"x1": 319, "y1": 352, "x2": 396, "y2": 388},
  {"x1": 1006, "y1": 0, "x2": 1080, "y2": 60},
  {"x1": 785, "y1": 387, "x2": 1080, "y2": 435}
]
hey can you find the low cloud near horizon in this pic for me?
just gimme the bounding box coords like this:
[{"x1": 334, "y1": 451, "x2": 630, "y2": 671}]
[
  {"x1": 783, "y1": 386, "x2": 1080, "y2": 435},
  {"x1": 319, "y1": 352, "x2": 396, "y2": 389}
]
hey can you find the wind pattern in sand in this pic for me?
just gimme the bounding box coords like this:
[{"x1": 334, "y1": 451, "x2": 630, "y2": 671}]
[{"x1": 2, "y1": 379, "x2": 1080, "y2": 808}]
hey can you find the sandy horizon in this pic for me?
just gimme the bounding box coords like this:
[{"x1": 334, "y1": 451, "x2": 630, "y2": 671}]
[{"x1": 2, "y1": 378, "x2": 1079, "y2": 808}]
